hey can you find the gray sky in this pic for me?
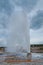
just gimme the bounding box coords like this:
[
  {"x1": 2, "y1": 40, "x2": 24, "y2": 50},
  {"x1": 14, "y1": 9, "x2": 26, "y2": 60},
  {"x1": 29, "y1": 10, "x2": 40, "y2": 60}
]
[
  {"x1": 30, "y1": 0, "x2": 43, "y2": 44},
  {"x1": 0, "y1": 0, "x2": 43, "y2": 46}
]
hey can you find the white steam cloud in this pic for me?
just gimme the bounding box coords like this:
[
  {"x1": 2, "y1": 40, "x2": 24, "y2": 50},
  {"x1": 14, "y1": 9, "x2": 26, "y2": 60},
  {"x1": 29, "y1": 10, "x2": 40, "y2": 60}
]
[{"x1": 7, "y1": 7, "x2": 30, "y2": 53}]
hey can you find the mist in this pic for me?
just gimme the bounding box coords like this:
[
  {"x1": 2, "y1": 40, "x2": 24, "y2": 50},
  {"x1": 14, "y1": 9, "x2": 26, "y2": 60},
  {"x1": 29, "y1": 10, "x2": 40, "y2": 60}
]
[{"x1": 7, "y1": 7, "x2": 30, "y2": 53}]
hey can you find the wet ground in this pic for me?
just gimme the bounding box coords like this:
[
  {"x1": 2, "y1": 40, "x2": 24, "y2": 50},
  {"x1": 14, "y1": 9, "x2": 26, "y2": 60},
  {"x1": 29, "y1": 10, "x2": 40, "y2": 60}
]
[
  {"x1": 0, "y1": 53, "x2": 43, "y2": 65},
  {"x1": 0, "y1": 53, "x2": 43, "y2": 60},
  {"x1": 32, "y1": 53, "x2": 43, "y2": 60},
  {"x1": 0, "y1": 62, "x2": 43, "y2": 65}
]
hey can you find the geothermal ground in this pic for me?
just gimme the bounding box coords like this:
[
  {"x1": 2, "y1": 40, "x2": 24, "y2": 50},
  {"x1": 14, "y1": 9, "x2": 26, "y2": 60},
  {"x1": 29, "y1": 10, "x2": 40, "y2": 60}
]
[{"x1": 0, "y1": 53, "x2": 43, "y2": 65}]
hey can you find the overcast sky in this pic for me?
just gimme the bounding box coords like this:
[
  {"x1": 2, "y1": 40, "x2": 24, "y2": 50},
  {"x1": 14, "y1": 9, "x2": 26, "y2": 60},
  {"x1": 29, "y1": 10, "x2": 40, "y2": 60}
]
[
  {"x1": 30, "y1": 0, "x2": 43, "y2": 44},
  {"x1": 0, "y1": 0, "x2": 43, "y2": 46}
]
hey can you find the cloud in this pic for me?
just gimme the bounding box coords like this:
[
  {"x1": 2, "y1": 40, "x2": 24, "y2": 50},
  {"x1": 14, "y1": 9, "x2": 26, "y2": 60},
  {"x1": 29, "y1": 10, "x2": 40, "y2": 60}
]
[
  {"x1": 30, "y1": 28, "x2": 43, "y2": 44},
  {"x1": 0, "y1": 12, "x2": 9, "y2": 29},
  {"x1": 0, "y1": 0, "x2": 14, "y2": 15},
  {"x1": 0, "y1": 0, "x2": 13, "y2": 45},
  {"x1": 0, "y1": 38, "x2": 7, "y2": 47},
  {"x1": 15, "y1": 0, "x2": 38, "y2": 12},
  {"x1": 30, "y1": 10, "x2": 43, "y2": 30}
]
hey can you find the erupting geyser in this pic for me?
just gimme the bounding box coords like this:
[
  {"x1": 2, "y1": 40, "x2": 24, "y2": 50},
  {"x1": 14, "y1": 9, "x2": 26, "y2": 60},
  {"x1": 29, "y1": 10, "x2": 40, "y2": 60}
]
[{"x1": 7, "y1": 7, "x2": 30, "y2": 53}]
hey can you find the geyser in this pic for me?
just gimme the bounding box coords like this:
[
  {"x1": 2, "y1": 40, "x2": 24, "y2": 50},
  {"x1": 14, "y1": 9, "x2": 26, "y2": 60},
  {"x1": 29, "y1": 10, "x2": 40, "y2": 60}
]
[{"x1": 7, "y1": 7, "x2": 30, "y2": 53}]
